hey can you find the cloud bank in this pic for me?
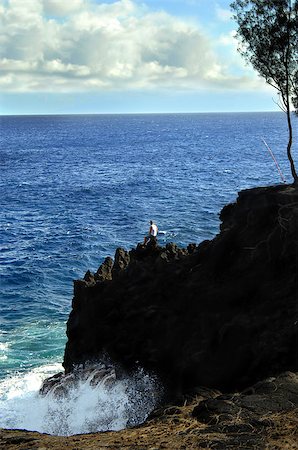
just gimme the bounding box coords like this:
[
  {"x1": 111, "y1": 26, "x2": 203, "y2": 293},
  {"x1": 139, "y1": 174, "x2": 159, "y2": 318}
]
[{"x1": 0, "y1": 0, "x2": 261, "y2": 93}]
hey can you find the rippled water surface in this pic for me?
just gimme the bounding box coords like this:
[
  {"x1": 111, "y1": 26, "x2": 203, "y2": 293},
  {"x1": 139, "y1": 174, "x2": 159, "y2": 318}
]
[{"x1": 0, "y1": 112, "x2": 296, "y2": 431}]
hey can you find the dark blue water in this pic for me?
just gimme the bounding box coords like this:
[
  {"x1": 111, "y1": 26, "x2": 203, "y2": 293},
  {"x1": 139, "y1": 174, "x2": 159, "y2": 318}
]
[{"x1": 0, "y1": 112, "x2": 295, "y2": 381}]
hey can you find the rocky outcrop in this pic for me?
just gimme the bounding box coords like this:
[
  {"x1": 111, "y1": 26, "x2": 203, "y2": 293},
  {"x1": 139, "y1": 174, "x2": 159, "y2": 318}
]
[
  {"x1": 62, "y1": 184, "x2": 298, "y2": 398},
  {"x1": 39, "y1": 365, "x2": 117, "y2": 398},
  {"x1": 192, "y1": 371, "x2": 298, "y2": 424}
]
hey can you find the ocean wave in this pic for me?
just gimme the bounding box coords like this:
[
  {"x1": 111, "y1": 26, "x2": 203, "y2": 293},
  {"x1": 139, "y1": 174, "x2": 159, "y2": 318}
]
[{"x1": 0, "y1": 361, "x2": 161, "y2": 436}]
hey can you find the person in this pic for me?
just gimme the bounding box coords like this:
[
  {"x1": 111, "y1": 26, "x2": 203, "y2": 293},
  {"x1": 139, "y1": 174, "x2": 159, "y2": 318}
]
[{"x1": 144, "y1": 220, "x2": 158, "y2": 245}]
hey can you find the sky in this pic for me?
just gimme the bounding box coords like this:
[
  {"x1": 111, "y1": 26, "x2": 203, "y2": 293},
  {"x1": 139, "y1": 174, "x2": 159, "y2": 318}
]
[{"x1": 0, "y1": 0, "x2": 279, "y2": 114}]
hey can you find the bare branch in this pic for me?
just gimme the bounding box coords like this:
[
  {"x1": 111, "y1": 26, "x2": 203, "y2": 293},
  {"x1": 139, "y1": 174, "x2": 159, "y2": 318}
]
[{"x1": 272, "y1": 97, "x2": 287, "y2": 113}]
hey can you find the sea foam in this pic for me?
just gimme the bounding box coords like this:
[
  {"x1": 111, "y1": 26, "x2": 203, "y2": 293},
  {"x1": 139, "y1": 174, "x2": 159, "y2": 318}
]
[{"x1": 0, "y1": 362, "x2": 161, "y2": 436}]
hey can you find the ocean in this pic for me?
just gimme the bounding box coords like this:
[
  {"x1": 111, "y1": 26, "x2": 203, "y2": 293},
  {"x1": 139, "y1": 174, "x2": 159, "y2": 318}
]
[{"x1": 0, "y1": 112, "x2": 295, "y2": 434}]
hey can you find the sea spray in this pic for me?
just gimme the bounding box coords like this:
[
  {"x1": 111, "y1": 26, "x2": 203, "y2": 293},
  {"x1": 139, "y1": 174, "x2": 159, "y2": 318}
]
[{"x1": 0, "y1": 362, "x2": 161, "y2": 436}]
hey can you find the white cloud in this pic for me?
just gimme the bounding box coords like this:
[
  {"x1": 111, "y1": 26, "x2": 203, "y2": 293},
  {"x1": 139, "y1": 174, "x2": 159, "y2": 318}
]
[
  {"x1": 43, "y1": 0, "x2": 86, "y2": 16},
  {"x1": 0, "y1": 0, "x2": 262, "y2": 93},
  {"x1": 216, "y1": 5, "x2": 232, "y2": 22},
  {"x1": 217, "y1": 30, "x2": 237, "y2": 47}
]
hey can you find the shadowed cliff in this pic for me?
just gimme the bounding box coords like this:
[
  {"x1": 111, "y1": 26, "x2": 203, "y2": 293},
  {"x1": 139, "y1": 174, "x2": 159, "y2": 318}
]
[{"x1": 63, "y1": 184, "x2": 298, "y2": 397}]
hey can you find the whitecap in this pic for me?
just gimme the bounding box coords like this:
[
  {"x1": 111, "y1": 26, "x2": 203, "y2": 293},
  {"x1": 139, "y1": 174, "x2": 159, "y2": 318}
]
[
  {"x1": 0, "y1": 343, "x2": 9, "y2": 351},
  {"x1": 0, "y1": 343, "x2": 9, "y2": 361},
  {"x1": 0, "y1": 362, "x2": 161, "y2": 436}
]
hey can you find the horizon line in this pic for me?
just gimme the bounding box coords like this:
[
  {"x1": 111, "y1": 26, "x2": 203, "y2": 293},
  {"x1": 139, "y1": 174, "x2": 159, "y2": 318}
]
[{"x1": 0, "y1": 110, "x2": 283, "y2": 117}]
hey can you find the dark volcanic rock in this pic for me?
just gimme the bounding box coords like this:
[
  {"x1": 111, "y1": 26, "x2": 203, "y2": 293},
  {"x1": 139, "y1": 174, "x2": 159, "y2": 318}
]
[
  {"x1": 40, "y1": 365, "x2": 116, "y2": 397},
  {"x1": 192, "y1": 372, "x2": 298, "y2": 424},
  {"x1": 95, "y1": 256, "x2": 113, "y2": 282},
  {"x1": 62, "y1": 184, "x2": 298, "y2": 397}
]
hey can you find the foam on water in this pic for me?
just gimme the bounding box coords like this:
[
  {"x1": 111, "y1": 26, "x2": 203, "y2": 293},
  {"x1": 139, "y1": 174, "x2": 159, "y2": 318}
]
[
  {"x1": 0, "y1": 343, "x2": 9, "y2": 361},
  {"x1": 0, "y1": 362, "x2": 161, "y2": 436}
]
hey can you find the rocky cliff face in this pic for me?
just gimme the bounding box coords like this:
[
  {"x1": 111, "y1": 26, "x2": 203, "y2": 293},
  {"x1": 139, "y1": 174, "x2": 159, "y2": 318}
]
[{"x1": 63, "y1": 184, "x2": 298, "y2": 398}]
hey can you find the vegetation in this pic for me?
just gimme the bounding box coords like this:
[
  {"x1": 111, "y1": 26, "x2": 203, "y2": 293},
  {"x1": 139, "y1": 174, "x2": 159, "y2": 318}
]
[{"x1": 231, "y1": 0, "x2": 298, "y2": 183}]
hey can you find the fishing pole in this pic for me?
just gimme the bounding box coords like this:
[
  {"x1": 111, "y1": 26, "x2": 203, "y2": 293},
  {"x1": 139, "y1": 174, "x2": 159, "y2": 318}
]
[{"x1": 261, "y1": 137, "x2": 286, "y2": 183}]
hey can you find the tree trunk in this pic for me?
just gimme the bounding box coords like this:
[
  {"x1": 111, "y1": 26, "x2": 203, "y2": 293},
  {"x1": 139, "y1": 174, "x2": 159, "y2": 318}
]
[
  {"x1": 285, "y1": 5, "x2": 298, "y2": 185},
  {"x1": 286, "y1": 103, "x2": 298, "y2": 184}
]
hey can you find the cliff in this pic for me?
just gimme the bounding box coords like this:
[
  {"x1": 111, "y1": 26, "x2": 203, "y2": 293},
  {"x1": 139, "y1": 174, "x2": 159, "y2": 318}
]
[{"x1": 62, "y1": 184, "x2": 298, "y2": 397}]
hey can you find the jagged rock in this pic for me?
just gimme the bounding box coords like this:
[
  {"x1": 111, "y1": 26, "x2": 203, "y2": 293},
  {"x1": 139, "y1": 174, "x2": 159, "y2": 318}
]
[
  {"x1": 62, "y1": 184, "x2": 298, "y2": 398},
  {"x1": 187, "y1": 243, "x2": 197, "y2": 253},
  {"x1": 40, "y1": 364, "x2": 116, "y2": 398},
  {"x1": 83, "y1": 270, "x2": 95, "y2": 286},
  {"x1": 112, "y1": 248, "x2": 130, "y2": 274},
  {"x1": 95, "y1": 256, "x2": 113, "y2": 282},
  {"x1": 39, "y1": 372, "x2": 64, "y2": 396},
  {"x1": 165, "y1": 242, "x2": 187, "y2": 259},
  {"x1": 192, "y1": 372, "x2": 298, "y2": 424}
]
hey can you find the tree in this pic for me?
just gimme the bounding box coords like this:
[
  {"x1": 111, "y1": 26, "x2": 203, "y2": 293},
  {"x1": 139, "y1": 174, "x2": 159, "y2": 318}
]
[{"x1": 230, "y1": 0, "x2": 298, "y2": 184}]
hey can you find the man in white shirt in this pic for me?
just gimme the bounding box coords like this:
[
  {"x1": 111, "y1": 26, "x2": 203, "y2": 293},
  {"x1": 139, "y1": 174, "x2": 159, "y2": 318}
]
[{"x1": 144, "y1": 220, "x2": 158, "y2": 245}]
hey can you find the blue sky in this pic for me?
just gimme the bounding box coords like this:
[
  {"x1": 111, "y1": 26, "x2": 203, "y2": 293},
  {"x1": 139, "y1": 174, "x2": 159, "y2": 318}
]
[{"x1": 0, "y1": 0, "x2": 278, "y2": 114}]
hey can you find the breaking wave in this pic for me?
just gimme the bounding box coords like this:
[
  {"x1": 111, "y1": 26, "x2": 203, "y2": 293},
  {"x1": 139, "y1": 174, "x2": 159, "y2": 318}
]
[{"x1": 0, "y1": 361, "x2": 161, "y2": 436}]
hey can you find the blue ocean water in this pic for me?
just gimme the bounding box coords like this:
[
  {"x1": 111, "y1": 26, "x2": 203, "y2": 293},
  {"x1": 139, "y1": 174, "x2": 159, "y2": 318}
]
[{"x1": 0, "y1": 112, "x2": 296, "y2": 433}]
